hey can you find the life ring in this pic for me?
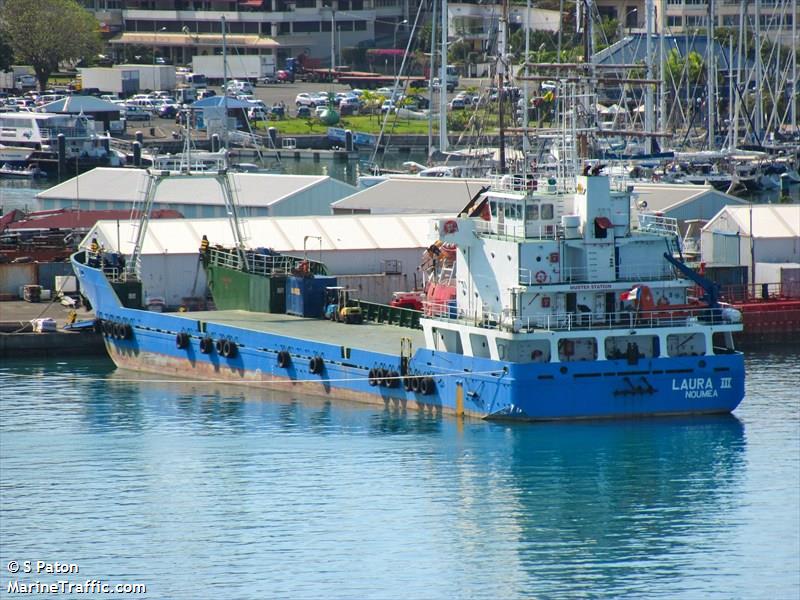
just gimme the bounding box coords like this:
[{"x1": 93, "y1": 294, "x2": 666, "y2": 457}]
[
  {"x1": 175, "y1": 332, "x2": 189, "y2": 349},
  {"x1": 277, "y1": 351, "x2": 291, "y2": 368},
  {"x1": 309, "y1": 356, "x2": 324, "y2": 374},
  {"x1": 222, "y1": 340, "x2": 237, "y2": 358},
  {"x1": 368, "y1": 368, "x2": 379, "y2": 386},
  {"x1": 419, "y1": 377, "x2": 435, "y2": 396},
  {"x1": 199, "y1": 337, "x2": 213, "y2": 354},
  {"x1": 535, "y1": 270, "x2": 547, "y2": 284},
  {"x1": 443, "y1": 219, "x2": 458, "y2": 234}
]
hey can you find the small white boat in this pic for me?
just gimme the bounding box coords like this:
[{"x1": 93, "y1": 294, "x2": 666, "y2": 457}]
[{"x1": 0, "y1": 162, "x2": 45, "y2": 178}]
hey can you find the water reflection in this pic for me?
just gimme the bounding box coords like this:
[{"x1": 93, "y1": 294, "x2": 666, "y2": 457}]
[{"x1": 487, "y1": 417, "x2": 746, "y2": 596}]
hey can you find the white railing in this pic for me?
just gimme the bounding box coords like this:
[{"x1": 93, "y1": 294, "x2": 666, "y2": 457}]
[
  {"x1": 421, "y1": 303, "x2": 735, "y2": 332},
  {"x1": 518, "y1": 262, "x2": 676, "y2": 285},
  {"x1": 475, "y1": 219, "x2": 560, "y2": 240},
  {"x1": 638, "y1": 213, "x2": 679, "y2": 237},
  {"x1": 207, "y1": 247, "x2": 324, "y2": 276},
  {"x1": 39, "y1": 126, "x2": 91, "y2": 140}
]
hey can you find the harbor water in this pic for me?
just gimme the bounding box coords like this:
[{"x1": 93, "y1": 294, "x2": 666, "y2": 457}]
[{"x1": 0, "y1": 349, "x2": 798, "y2": 598}]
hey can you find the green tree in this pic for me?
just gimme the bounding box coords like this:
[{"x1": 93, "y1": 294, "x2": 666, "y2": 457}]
[
  {"x1": 0, "y1": 0, "x2": 101, "y2": 91},
  {"x1": 0, "y1": 37, "x2": 13, "y2": 71}
]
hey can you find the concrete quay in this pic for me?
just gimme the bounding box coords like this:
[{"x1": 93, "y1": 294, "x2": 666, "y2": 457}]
[{"x1": 0, "y1": 301, "x2": 106, "y2": 358}]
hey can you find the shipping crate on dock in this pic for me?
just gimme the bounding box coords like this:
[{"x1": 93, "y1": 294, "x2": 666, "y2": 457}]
[{"x1": 23, "y1": 285, "x2": 42, "y2": 303}]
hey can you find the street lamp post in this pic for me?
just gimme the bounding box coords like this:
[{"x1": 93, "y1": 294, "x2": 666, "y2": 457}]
[
  {"x1": 625, "y1": 7, "x2": 638, "y2": 35},
  {"x1": 393, "y1": 19, "x2": 408, "y2": 76},
  {"x1": 153, "y1": 25, "x2": 166, "y2": 91}
]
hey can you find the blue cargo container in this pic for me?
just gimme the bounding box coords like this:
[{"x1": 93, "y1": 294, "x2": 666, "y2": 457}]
[{"x1": 285, "y1": 275, "x2": 337, "y2": 318}]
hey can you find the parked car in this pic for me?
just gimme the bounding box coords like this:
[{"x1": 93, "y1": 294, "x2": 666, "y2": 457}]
[
  {"x1": 296, "y1": 105, "x2": 312, "y2": 118},
  {"x1": 338, "y1": 96, "x2": 361, "y2": 111},
  {"x1": 123, "y1": 105, "x2": 151, "y2": 121},
  {"x1": 295, "y1": 93, "x2": 316, "y2": 107},
  {"x1": 226, "y1": 79, "x2": 254, "y2": 94},
  {"x1": 380, "y1": 99, "x2": 396, "y2": 114},
  {"x1": 448, "y1": 97, "x2": 466, "y2": 110},
  {"x1": 157, "y1": 101, "x2": 180, "y2": 118}
]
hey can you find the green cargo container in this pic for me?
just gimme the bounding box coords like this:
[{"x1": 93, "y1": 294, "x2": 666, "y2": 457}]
[{"x1": 207, "y1": 264, "x2": 286, "y2": 313}]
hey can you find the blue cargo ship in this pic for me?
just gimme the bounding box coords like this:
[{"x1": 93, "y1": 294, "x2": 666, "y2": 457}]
[{"x1": 72, "y1": 169, "x2": 745, "y2": 420}]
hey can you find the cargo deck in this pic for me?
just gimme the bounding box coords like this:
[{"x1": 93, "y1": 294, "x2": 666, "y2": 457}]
[{"x1": 181, "y1": 309, "x2": 426, "y2": 355}]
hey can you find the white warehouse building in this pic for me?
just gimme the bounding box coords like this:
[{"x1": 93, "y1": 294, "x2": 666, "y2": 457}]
[
  {"x1": 700, "y1": 204, "x2": 800, "y2": 281},
  {"x1": 37, "y1": 168, "x2": 356, "y2": 218},
  {"x1": 80, "y1": 213, "x2": 444, "y2": 307}
]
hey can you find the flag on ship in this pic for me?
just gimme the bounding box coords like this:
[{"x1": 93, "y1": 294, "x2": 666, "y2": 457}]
[{"x1": 620, "y1": 286, "x2": 641, "y2": 302}]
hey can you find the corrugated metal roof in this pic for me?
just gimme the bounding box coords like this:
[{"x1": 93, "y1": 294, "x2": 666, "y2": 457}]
[
  {"x1": 704, "y1": 204, "x2": 800, "y2": 238},
  {"x1": 37, "y1": 168, "x2": 355, "y2": 208},
  {"x1": 84, "y1": 213, "x2": 442, "y2": 255},
  {"x1": 7, "y1": 209, "x2": 182, "y2": 231},
  {"x1": 39, "y1": 96, "x2": 121, "y2": 113},
  {"x1": 632, "y1": 183, "x2": 746, "y2": 213},
  {"x1": 331, "y1": 177, "x2": 490, "y2": 214}
]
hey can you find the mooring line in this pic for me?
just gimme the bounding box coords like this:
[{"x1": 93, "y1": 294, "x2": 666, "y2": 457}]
[{"x1": 1, "y1": 369, "x2": 504, "y2": 387}]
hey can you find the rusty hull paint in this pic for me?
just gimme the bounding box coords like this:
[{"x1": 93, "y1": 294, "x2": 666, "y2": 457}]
[{"x1": 104, "y1": 341, "x2": 482, "y2": 419}]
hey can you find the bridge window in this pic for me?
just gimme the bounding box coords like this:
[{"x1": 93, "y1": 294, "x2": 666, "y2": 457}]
[
  {"x1": 541, "y1": 203, "x2": 554, "y2": 220},
  {"x1": 526, "y1": 204, "x2": 539, "y2": 220},
  {"x1": 558, "y1": 337, "x2": 597, "y2": 362},
  {"x1": 470, "y1": 333, "x2": 491, "y2": 358},
  {"x1": 606, "y1": 335, "x2": 660, "y2": 360},
  {"x1": 667, "y1": 333, "x2": 706, "y2": 357}
]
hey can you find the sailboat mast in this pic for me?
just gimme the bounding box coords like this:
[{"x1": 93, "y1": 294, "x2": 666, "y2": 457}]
[
  {"x1": 428, "y1": 0, "x2": 437, "y2": 159},
  {"x1": 522, "y1": 0, "x2": 530, "y2": 163},
  {"x1": 659, "y1": 0, "x2": 666, "y2": 145},
  {"x1": 645, "y1": 0, "x2": 654, "y2": 154},
  {"x1": 733, "y1": 0, "x2": 744, "y2": 149},
  {"x1": 222, "y1": 16, "x2": 228, "y2": 146},
  {"x1": 706, "y1": 0, "x2": 715, "y2": 149},
  {"x1": 793, "y1": 0, "x2": 797, "y2": 132},
  {"x1": 439, "y1": 0, "x2": 448, "y2": 153},
  {"x1": 728, "y1": 34, "x2": 734, "y2": 148},
  {"x1": 754, "y1": 0, "x2": 763, "y2": 142},
  {"x1": 498, "y1": 0, "x2": 508, "y2": 174}
]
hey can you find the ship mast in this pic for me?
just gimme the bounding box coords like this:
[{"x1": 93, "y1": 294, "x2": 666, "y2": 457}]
[{"x1": 497, "y1": 0, "x2": 508, "y2": 174}]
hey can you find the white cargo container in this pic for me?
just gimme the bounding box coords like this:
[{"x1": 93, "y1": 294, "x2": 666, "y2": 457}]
[
  {"x1": 191, "y1": 55, "x2": 276, "y2": 84},
  {"x1": 0, "y1": 66, "x2": 36, "y2": 91},
  {"x1": 116, "y1": 64, "x2": 176, "y2": 92},
  {"x1": 79, "y1": 67, "x2": 140, "y2": 95}
]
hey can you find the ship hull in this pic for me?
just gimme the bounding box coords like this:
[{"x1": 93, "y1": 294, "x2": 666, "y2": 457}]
[{"x1": 74, "y1": 253, "x2": 745, "y2": 421}]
